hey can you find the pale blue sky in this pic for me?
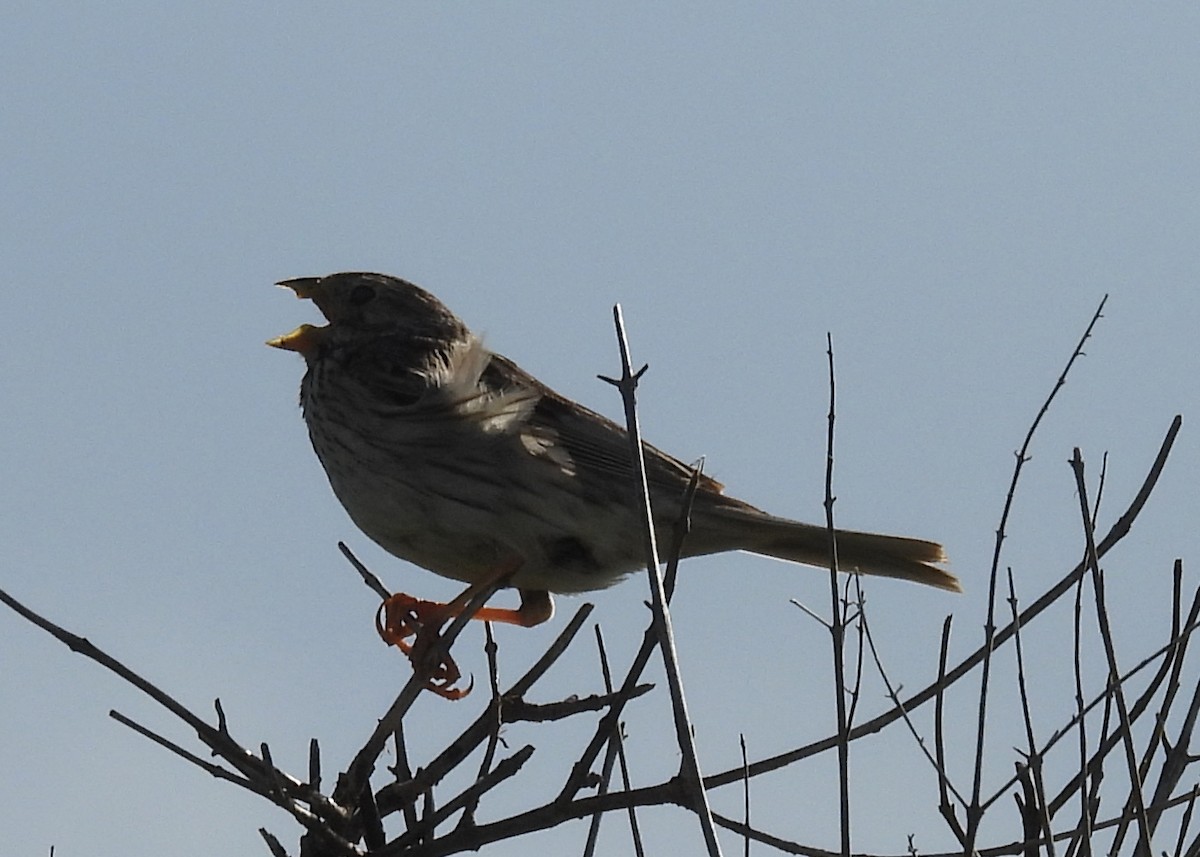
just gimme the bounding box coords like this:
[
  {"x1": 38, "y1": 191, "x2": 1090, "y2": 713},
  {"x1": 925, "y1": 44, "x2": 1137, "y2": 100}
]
[{"x1": 3, "y1": 5, "x2": 1198, "y2": 855}]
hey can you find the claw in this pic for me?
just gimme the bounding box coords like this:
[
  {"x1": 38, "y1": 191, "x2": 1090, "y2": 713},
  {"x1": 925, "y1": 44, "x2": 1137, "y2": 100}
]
[
  {"x1": 377, "y1": 592, "x2": 471, "y2": 699},
  {"x1": 373, "y1": 560, "x2": 534, "y2": 701},
  {"x1": 375, "y1": 592, "x2": 425, "y2": 654}
]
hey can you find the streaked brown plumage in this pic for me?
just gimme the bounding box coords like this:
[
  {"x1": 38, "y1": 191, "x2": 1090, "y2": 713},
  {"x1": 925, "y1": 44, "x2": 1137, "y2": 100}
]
[{"x1": 270, "y1": 272, "x2": 958, "y2": 628}]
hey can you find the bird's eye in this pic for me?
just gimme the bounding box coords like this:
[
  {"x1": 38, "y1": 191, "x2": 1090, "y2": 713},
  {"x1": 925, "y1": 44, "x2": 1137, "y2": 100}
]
[{"x1": 349, "y1": 284, "x2": 376, "y2": 306}]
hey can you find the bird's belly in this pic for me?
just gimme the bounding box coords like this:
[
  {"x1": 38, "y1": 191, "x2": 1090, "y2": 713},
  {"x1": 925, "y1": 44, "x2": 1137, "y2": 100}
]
[{"x1": 312, "y1": 428, "x2": 647, "y2": 594}]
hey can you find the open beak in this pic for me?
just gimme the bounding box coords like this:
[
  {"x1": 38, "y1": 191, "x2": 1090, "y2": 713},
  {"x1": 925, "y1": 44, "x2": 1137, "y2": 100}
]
[{"x1": 269, "y1": 278, "x2": 328, "y2": 354}]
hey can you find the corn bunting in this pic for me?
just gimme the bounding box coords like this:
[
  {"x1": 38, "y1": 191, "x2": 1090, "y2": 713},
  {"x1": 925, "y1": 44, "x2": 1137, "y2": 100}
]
[{"x1": 269, "y1": 273, "x2": 957, "y2": 678}]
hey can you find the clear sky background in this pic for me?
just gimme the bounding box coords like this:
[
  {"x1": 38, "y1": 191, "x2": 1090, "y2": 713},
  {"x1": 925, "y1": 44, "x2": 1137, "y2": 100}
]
[{"x1": 3, "y1": 5, "x2": 1198, "y2": 856}]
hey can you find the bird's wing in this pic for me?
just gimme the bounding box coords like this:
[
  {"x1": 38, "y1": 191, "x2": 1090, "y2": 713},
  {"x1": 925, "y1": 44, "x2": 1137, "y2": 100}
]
[
  {"x1": 354, "y1": 334, "x2": 540, "y2": 433},
  {"x1": 485, "y1": 354, "x2": 727, "y2": 498},
  {"x1": 356, "y1": 340, "x2": 727, "y2": 498}
]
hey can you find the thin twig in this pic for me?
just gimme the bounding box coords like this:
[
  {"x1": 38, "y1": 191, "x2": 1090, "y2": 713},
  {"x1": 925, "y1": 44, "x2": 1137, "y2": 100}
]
[
  {"x1": 259, "y1": 828, "x2": 290, "y2": 857},
  {"x1": 459, "y1": 622, "x2": 504, "y2": 827},
  {"x1": 859, "y1": 591, "x2": 968, "y2": 808},
  {"x1": 601, "y1": 303, "x2": 720, "y2": 855},
  {"x1": 935, "y1": 615, "x2": 966, "y2": 843},
  {"x1": 1069, "y1": 499, "x2": 1093, "y2": 857},
  {"x1": 503, "y1": 686, "x2": 654, "y2": 723},
  {"x1": 822, "y1": 331, "x2": 852, "y2": 857},
  {"x1": 584, "y1": 718, "x2": 623, "y2": 857},
  {"x1": 391, "y1": 720, "x2": 419, "y2": 832},
  {"x1": 741, "y1": 734, "x2": 751, "y2": 857},
  {"x1": 844, "y1": 574, "x2": 867, "y2": 732},
  {"x1": 1014, "y1": 763, "x2": 1040, "y2": 857},
  {"x1": 967, "y1": 296, "x2": 1108, "y2": 854},
  {"x1": 359, "y1": 780, "x2": 385, "y2": 852},
  {"x1": 966, "y1": 545, "x2": 1000, "y2": 853},
  {"x1": 338, "y1": 541, "x2": 391, "y2": 601},
  {"x1": 1145, "y1": 563, "x2": 1200, "y2": 836},
  {"x1": 789, "y1": 597, "x2": 832, "y2": 629},
  {"x1": 1007, "y1": 571, "x2": 1054, "y2": 857},
  {"x1": 260, "y1": 744, "x2": 289, "y2": 810},
  {"x1": 309, "y1": 738, "x2": 321, "y2": 792},
  {"x1": 108, "y1": 709, "x2": 258, "y2": 794},
  {"x1": 1172, "y1": 784, "x2": 1199, "y2": 857},
  {"x1": 1070, "y1": 447, "x2": 1151, "y2": 854},
  {"x1": 590, "y1": 625, "x2": 645, "y2": 857}
]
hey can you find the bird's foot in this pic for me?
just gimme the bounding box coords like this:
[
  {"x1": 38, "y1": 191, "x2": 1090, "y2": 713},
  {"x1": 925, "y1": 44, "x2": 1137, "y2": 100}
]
[
  {"x1": 375, "y1": 562, "x2": 548, "y2": 700},
  {"x1": 376, "y1": 594, "x2": 471, "y2": 700}
]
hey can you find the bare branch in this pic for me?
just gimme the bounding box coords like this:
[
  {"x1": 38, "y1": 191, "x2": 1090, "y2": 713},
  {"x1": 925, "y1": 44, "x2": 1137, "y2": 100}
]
[
  {"x1": 859, "y1": 590, "x2": 967, "y2": 807},
  {"x1": 108, "y1": 709, "x2": 259, "y2": 794},
  {"x1": 338, "y1": 540, "x2": 390, "y2": 601},
  {"x1": 1006, "y1": 572, "x2": 1054, "y2": 856},
  {"x1": 259, "y1": 828, "x2": 290, "y2": 857},
  {"x1": 822, "y1": 330, "x2": 852, "y2": 857},
  {"x1": 591, "y1": 625, "x2": 646, "y2": 857},
  {"x1": 602, "y1": 302, "x2": 721, "y2": 855},
  {"x1": 1145, "y1": 562, "x2": 1200, "y2": 836},
  {"x1": 936, "y1": 615, "x2": 966, "y2": 844},
  {"x1": 1070, "y1": 447, "x2": 1151, "y2": 853}
]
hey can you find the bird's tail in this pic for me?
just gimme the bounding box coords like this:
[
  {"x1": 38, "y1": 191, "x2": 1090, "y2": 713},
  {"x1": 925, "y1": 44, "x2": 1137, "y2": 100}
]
[{"x1": 686, "y1": 506, "x2": 960, "y2": 592}]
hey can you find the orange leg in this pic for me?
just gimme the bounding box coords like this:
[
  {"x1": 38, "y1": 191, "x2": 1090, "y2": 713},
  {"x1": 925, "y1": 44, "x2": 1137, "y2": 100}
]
[
  {"x1": 463, "y1": 588, "x2": 554, "y2": 627},
  {"x1": 376, "y1": 560, "x2": 554, "y2": 699}
]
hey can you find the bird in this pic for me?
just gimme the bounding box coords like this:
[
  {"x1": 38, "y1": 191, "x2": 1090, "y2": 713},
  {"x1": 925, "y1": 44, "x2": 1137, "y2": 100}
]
[{"x1": 269, "y1": 272, "x2": 957, "y2": 668}]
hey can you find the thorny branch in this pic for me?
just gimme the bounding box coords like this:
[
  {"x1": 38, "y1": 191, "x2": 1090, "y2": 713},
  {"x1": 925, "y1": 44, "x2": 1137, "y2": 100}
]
[{"x1": 601, "y1": 302, "x2": 722, "y2": 855}]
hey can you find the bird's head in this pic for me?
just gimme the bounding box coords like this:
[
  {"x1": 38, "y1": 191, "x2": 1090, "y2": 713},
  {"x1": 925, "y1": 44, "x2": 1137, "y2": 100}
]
[{"x1": 268, "y1": 272, "x2": 468, "y2": 358}]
